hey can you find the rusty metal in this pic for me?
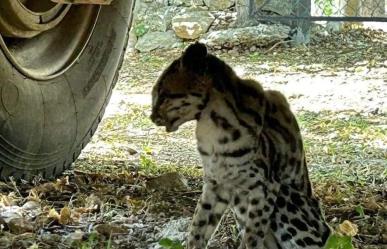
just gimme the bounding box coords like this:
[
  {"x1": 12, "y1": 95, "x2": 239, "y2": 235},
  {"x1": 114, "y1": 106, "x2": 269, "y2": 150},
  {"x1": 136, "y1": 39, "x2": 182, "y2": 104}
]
[
  {"x1": 0, "y1": 0, "x2": 71, "y2": 38},
  {"x1": 0, "y1": 3, "x2": 100, "y2": 80},
  {"x1": 51, "y1": 0, "x2": 113, "y2": 4}
]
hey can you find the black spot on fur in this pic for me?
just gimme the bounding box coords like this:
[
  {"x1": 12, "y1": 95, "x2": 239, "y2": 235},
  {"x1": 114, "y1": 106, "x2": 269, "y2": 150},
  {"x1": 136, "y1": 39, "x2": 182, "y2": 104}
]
[
  {"x1": 280, "y1": 215, "x2": 289, "y2": 223},
  {"x1": 303, "y1": 237, "x2": 320, "y2": 246},
  {"x1": 234, "y1": 196, "x2": 240, "y2": 205},
  {"x1": 202, "y1": 203, "x2": 212, "y2": 210},
  {"x1": 291, "y1": 192, "x2": 305, "y2": 206},
  {"x1": 198, "y1": 147, "x2": 209, "y2": 156},
  {"x1": 277, "y1": 196, "x2": 286, "y2": 208},
  {"x1": 271, "y1": 221, "x2": 277, "y2": 231},
  {"x1": 296, "y1": 239, "x2": 306, "y2": 247},
  {"x1": 216, "y1": 194, "x2": 229, "y2": 204},
  {"x1": 290, "y1": 218, "x2": 308, "y2": 231},
  {"x1": 232, "y1": 130, "x2": 241, "y2": 141},
  {"x1": 198, "y1": 220, "x2": 206, "y2": 227},
  {"x1": 221, "y1": 148, "x2": 252, "y2": 157},
  {"x1": 288, "y1": 227, "x2": 297, "y2": 236},
  {"x1": 218, "y1": 137, "x2": 229, "y2": 144},
  {"x1": 281, "y1": 233, "x2": 292, "y2": 241},
  {"x1": 251, "y1": 199, "x2": 259, "y2": 205},
  {"x1": 287, "y1": 202, "x2": 298, "y2": 214}
]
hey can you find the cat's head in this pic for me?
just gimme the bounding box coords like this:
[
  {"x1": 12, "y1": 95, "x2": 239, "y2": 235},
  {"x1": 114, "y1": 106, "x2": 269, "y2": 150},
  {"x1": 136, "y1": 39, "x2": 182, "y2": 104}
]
[{"x1": 150, "y1": 43, "x2": 211, "y2": 132}]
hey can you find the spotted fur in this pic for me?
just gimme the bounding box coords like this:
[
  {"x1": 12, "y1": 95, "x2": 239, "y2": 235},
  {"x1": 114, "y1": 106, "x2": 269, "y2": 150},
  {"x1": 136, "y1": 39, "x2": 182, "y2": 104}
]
[{"x1": 150, "y1": 43, "x2": 331, "y2": 249}]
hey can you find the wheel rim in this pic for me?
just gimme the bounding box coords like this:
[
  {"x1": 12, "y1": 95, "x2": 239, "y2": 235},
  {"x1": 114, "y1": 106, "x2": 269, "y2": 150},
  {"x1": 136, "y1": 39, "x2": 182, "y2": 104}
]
[{"x1": 0, "y1": 0, "x2": 100, "y2": 80}]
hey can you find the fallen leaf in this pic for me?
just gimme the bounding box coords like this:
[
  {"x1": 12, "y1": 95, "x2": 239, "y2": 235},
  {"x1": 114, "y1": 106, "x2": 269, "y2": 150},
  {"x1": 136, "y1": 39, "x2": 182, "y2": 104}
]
[
  {"x1": 338, "y1": 220, "x2": 358, "y2": 237},
  {"x1": 59, "y1": 207, "x2": 72, "y2": 225},
  {"x1": 48, "y1": 208, "x2": 60, "y2": 221}
]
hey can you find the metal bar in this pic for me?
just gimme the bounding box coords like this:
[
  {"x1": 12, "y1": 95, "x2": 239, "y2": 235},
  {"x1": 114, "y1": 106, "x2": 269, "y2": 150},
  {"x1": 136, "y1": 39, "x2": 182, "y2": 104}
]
[
  {"x1": 254, "y1": 16, "x2": 387, "y2": 22},
  {"x1": 51, "y1": 0, "x2": 113, "y2": 4}
]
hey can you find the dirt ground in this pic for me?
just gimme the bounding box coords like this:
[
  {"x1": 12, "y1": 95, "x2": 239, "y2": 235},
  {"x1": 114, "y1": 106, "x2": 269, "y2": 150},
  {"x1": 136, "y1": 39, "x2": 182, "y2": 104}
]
[{"x1": 0, "y1": 28, "x2": 385, "y2": 249}]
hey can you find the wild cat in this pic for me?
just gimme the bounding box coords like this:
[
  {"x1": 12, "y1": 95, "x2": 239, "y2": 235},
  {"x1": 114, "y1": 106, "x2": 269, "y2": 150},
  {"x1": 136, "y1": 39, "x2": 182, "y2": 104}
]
[{"x1": 150, "y1": 43, "x2": 330, "y2": 249}]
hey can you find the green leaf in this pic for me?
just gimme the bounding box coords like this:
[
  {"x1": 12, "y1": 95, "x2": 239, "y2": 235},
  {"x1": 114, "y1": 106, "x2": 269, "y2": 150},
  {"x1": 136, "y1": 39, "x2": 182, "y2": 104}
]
[
  {"x1": 324, "y1": 234, "x2": 354, "y2": 249},
  {"x1": 159, "y1": 238, "x2": 174, "y2": 247},
  {"x1": 159, "y1": 238, "x2": 184, "y2": 249},
  {"x1": 355, "y1": 205, "x2": 365, "y2": 218}
]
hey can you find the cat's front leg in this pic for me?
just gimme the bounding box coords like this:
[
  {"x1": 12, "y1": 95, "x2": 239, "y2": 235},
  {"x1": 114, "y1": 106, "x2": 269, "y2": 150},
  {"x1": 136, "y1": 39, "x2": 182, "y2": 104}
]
[
  {"x1": 187, "y1": 179, "x2": 230, "y2": 249},
  {"x1": 242, "y1": 181, "x2": 277, "y2": 249}
]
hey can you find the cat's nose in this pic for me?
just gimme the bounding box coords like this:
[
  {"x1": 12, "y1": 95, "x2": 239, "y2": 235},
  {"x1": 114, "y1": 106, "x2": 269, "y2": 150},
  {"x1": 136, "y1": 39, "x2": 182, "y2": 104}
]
[{"x1": 150, "y1": 112, "x2": 164, "y2": 125}]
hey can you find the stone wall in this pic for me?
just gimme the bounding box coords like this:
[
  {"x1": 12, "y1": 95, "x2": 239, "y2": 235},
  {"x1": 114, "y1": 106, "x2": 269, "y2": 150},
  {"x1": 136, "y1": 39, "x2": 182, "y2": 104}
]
[{"x1": 130, "y1": 0, "x2": 291, "y2": 52}]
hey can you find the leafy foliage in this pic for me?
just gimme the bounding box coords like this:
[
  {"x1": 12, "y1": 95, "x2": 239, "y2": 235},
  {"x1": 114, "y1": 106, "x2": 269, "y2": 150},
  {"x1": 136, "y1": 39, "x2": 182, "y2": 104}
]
[
  {"x1": 324, "y1": 234, "x2": 354, "y2": 249},
  {"x1": 315, "y1": 0, "x2": 334, "y2": 16},
  {"x1": 159, "y1": 238, "x2": 184, "y2": 249}
]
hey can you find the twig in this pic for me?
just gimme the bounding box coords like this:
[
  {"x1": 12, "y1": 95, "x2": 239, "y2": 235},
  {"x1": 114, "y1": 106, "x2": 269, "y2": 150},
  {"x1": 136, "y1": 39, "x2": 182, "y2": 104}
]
[
  {"x1": 9, "y1": 177, "x2": 23, "y2": 198},
  {"x1": 263, "y1": 40, "x2": 291, "y2": 54}
]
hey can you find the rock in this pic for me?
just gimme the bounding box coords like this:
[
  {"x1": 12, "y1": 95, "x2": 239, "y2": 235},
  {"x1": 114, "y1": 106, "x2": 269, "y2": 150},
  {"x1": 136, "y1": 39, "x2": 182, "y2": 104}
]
[
  {"x1": 135, "y1": 31, "x2": 183, "y2": 52},
  {"x1": 203, "y1": 0, "x2": 234, "y2": 10},
  {"x1": 255, "y1": 0, "x2": 293, "y2": 16},
  {"x1": 133, "y1": 6, "x2": 183, "y2": 37},
  {"x1": 146, "y1": 172, "x2": 189, "y2": 191},
  {"x1": 172, "y1": 11, "x2": 215, "y2": 39},
  {"x1": 63, "y1": 230, "x2": 85, "y2": 247},
  {"x1": 95, "y1": 224, "x2": 128, "y2": 236},
  {"x1": 0, "y1": 205, "x2": 23, "y2": 223},
  {"x1": 151, "y1": 218, "x2": 191, "y2": 248},
  {"x1": 169, "y1": 0, "x2": 192, "y2": 6},
  {"x1": 191, "y1": 0, "x2": 205, "y2": 6},
  {"x1": 8, "y1": 218, "x2": 34, "y2": 234},
  {"x1": 200, "y1": 24, "x2": 290, "y2": 48}
]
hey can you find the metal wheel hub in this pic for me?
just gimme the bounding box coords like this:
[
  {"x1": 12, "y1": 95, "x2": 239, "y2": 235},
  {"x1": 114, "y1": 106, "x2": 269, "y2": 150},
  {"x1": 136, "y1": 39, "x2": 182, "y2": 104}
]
[
  {"x1": 0, "y1": 0, "x2": 100, "y2": 80},
  {"x1": 0, "y1": 0, "x2": 71, "y2": 38}
]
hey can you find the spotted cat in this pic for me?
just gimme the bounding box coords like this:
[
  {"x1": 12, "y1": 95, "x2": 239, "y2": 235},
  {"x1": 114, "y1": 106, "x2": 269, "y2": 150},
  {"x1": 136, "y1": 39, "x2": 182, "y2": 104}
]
[{"x1": 150, "y1": 43, "x2": 331, "y2": 249}]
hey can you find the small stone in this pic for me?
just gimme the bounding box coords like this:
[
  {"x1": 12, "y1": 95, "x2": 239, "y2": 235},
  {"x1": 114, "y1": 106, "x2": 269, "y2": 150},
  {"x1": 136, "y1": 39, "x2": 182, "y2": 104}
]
[
  {"x1": 95, "y1": 224, "x2": 128, "y2": 236},
  {"x1": 135, "y1": 31, "x2": 183, "y2": 52},
  {"x1": 146, "y1": 172, "x2": 189, "y2": 191},
  {"x1": 8, "y1": 218, "x2": 34, "y2": 234},
  {"x1": 203, "y1": 0, "x2": 234, "y2": 10},
  {"x1": 200, "y1": 24, "x2": 290, "y2": 49},
  {"x1": 172, "y1": 12, "x2": 215, "y2": 40}
]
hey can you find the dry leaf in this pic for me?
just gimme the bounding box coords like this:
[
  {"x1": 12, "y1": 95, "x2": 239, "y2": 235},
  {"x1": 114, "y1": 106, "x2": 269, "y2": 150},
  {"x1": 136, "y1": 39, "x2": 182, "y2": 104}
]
[
  {"x1": 48, "y1": 209, "x2": 60, "y2": 221},
  {"x1": 59, "y1": 207, "x2": 71, "y2": 225},
  {"x1": 0, "y1": 195, "x2": 16, "y2": 207},
  {"x1": 338, "y1": 220, "x2": 358, "y2": 237}
]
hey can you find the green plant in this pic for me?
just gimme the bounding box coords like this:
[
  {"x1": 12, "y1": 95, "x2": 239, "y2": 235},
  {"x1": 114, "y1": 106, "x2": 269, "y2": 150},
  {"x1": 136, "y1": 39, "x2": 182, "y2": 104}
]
[
  {"x1": 355, "y1": 205, "x2": 365, "y2": 218},
  {"x1": 80, "y1": 232, "x2": 99, "y2": 249},
  {"x1": 134, "y1": 23, "x2": 149, "y2": 37},
  {"x1": 324, "y1": 234, "x2": 354, "y2": 249},
  {"x1": 315, "y1": 0, "x2": 334, "y2": 16},
  {"x1": 159, "y1": 238, "x2": 184, "y2": 249}
]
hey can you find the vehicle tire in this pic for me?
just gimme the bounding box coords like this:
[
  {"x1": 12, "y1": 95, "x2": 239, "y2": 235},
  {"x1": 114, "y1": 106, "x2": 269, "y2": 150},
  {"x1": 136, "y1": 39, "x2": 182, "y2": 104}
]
[{"x1": 0, "y1": 0, "x2": 135, "y2": 180}]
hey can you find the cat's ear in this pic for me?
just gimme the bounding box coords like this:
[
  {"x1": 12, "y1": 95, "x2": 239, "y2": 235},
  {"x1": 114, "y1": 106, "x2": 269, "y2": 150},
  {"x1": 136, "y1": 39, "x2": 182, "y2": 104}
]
[{"x1": 181, "y1": 42, "x2": 208, "y2": 71}]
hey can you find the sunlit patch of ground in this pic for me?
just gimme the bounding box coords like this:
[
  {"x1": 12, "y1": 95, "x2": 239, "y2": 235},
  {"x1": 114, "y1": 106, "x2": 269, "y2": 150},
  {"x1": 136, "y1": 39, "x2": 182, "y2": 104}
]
[{"x1": 0, "y1": 29, "x2": 385, "y2": 248}]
